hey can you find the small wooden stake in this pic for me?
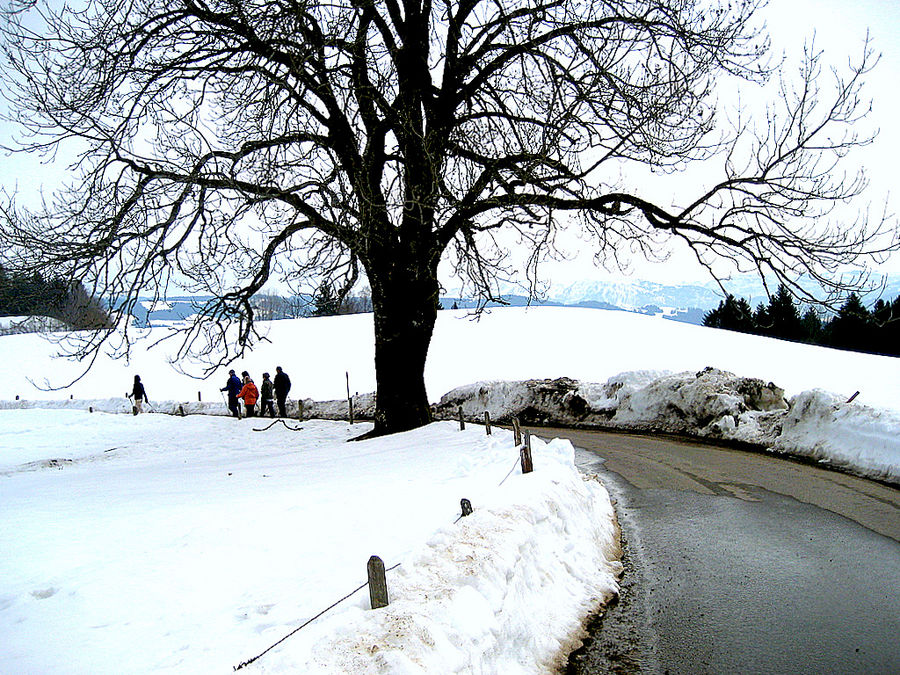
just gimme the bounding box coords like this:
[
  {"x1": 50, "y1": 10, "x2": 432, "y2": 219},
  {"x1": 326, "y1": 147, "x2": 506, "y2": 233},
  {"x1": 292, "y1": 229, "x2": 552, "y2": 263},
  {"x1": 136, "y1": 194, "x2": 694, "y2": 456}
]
[
  {"x1": 346, "y1": 372, "x2": 354, "y2": 425},
  {"x1": 367, "y1": 555, "x2": 389, "y2": 609},
  {"x1": 520, "y1": 431, "x2": 533, "y2": 474},
  {"x1": 484, "y1": 411, "x2": 491, "y2": 435},
  {"x1": 198, "y1": 391, "x2": 202, "y2": 402},
  {"x1": 512, "y1": 417, "x2": 522, "y2": 446},
  {"x1": 846, "y1": 391, "x2": 860, "y2": 404},
  {"x1": 458, "y1": 406, "x2": 465, "y2": 430},
  {"x1": 460, "y1": 498, "x2": 473, "y2": 517}
]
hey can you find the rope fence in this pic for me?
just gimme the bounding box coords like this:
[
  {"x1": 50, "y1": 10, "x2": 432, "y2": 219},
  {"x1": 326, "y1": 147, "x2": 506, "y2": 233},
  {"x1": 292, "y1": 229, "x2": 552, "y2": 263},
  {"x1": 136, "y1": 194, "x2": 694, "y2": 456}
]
[{"x1": 231, "y1": 411, "x2": 534, "y2": 671}]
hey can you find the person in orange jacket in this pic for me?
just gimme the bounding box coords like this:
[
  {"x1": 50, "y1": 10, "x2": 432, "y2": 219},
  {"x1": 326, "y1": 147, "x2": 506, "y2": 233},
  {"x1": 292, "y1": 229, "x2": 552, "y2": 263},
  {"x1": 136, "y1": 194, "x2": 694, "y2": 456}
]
[{"x1": 237, "y1": 374, "x2": 260, "y2": 417}]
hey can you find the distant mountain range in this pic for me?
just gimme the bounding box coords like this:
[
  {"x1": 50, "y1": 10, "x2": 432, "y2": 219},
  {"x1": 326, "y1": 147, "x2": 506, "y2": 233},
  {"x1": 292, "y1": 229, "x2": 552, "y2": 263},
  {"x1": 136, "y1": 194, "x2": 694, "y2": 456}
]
[
  {"x1": 442, "y1": 274, "x2": 900, "y2": 326},
  {"x1": 126, "y1": 274, "x2": 900, "y2": 329},
  {"x1": 541, "y1": 275, "x2": 900, "y2": 311}
]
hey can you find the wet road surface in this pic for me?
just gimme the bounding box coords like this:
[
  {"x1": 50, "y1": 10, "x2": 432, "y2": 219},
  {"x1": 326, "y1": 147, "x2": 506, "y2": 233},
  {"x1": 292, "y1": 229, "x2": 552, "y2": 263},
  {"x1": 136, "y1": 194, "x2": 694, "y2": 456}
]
[{"x1": 531, "y1": 428, "x2": 900, "y2": 675}]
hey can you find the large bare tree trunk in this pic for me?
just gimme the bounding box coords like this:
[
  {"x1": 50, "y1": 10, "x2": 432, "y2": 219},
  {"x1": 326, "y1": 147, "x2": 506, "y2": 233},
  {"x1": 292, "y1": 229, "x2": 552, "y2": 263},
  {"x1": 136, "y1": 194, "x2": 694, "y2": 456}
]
[{"x1": 367, "y1": 256, "x2": 439, "y2": 436}]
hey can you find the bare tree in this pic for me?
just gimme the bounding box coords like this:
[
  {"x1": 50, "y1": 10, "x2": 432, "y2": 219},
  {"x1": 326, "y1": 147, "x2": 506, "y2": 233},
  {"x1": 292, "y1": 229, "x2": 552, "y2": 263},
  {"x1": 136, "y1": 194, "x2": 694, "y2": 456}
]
[{"x1": 0, "y1": 0, "x2": 895, "y2": 435}]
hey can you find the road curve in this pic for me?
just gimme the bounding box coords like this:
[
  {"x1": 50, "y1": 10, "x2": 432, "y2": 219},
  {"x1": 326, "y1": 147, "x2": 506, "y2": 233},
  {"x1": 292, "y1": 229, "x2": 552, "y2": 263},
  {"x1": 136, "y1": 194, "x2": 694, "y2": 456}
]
[{"x1": 532, "y1": 428, "x2": 900, "y2": 675}]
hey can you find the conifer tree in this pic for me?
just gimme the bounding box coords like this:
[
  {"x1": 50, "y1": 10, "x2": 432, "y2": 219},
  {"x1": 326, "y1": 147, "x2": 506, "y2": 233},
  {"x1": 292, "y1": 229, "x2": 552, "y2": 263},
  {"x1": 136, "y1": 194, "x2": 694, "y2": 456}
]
[
  {"x1": 825, "y1": 294, "x2": 873, "y2": 351},
  {"x1": 765, "y1": 284, "x2": 804, "y2": 341}
]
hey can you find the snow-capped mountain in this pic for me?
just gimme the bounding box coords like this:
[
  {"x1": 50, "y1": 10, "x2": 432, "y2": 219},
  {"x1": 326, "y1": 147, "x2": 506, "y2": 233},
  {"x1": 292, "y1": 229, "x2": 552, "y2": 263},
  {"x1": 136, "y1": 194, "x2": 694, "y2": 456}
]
[
  {"x1": 545, "y1": 278, "x2": 722, "y2": 311},
  {"x1": 545, "y1": 274, "x2": 900, "y2": 313}
]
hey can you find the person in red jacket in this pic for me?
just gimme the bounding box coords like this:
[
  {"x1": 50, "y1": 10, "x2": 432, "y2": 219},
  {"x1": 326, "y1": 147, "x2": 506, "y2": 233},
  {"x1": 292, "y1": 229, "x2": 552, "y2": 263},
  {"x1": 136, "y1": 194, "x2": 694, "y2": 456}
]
[{"x1": 237, "y1": 374, "x2": 260, "y2": 417}]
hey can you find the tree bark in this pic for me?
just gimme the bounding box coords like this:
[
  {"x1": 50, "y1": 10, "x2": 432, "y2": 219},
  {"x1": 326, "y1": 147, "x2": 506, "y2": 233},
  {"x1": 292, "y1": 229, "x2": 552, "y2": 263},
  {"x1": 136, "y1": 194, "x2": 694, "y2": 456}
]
[{"x1": 366, "y1": 255, "x2": 439, "y2": 436}]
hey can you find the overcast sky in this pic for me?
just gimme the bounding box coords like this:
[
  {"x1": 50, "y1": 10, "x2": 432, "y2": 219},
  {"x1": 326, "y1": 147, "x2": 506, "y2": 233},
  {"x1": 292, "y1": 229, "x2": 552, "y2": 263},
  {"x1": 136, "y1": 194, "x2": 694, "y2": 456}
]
[{"x1": 1, "y1": 1, "x2": 898, "y2": 289}]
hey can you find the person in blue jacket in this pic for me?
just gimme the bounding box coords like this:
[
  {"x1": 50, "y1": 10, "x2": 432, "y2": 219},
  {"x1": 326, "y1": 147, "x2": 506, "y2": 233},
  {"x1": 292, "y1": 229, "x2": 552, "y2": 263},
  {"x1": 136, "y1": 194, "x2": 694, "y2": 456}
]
[{"x1": 220, "y1": 369, "x2": 243, "y2": 419}]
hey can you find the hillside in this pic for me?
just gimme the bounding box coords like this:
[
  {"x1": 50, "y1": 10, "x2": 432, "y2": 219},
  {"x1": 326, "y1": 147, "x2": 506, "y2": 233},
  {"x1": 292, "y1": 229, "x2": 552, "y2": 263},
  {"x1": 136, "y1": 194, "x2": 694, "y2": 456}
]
[{"x1": 1, "y1": 306, "x2": 896, "y2": 414}]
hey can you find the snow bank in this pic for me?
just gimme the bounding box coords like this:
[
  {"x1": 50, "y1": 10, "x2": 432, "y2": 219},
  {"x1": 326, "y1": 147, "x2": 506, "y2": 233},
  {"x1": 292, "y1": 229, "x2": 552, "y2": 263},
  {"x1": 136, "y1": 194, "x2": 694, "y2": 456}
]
[
  {"x1": 773, "y1": 390, "x2": 900, "y2": 483},
  {"x1": 259, "y1": 439, "x2": 621, "y2": 674},
  {"x1": 435, "y1": 368, "x2": 900, "y2": 485}
]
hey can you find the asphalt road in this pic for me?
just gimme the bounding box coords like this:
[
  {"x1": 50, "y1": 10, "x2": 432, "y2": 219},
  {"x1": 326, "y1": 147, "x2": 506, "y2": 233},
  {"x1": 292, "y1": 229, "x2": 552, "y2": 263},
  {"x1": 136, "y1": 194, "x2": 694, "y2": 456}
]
[{"x1": 530, "y1": 428, "x2": 900, "y2": 675}]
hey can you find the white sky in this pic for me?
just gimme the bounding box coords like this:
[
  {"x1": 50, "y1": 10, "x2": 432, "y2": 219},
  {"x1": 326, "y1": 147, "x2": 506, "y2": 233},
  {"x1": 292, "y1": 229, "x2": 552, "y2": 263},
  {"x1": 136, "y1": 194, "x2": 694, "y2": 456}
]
[{"x1": 1, "y1": 1, "x2": 898, "y2": 287}]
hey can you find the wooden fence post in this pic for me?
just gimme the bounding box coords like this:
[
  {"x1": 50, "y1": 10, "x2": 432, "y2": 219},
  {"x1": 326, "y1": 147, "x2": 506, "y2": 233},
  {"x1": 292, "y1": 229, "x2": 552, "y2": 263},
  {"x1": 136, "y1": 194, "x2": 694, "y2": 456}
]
[
  {"x1": 298, "y1": 399, "x2": 304, "y2": 421},
  {"x1": 484, "y1": 411, "x2": 491, "y2": 435},
  {"x1": 198, "y1": 391, "x2": 202, "y2": 402},
  {"x1": 512, "y1": 417, "x2": 522, "y2": 447},
  {"x1": 367, "y1": 555, "x2": 389, "y2": 609},
  {"x1": 458, "y1": 406, "x2": 465, "y2": 430},
  {"x1": 346, "y1": 372, "x2": 354, "y2": 424},
  {"x1": 520, "y1": 431, "x2": 533, "y2": 474}
]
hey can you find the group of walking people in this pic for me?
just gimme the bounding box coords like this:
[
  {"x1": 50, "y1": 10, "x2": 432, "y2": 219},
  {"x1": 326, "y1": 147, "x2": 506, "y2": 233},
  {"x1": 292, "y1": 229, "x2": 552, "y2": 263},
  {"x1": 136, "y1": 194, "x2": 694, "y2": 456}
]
[{"x1": 221, "y1": 366, "x2": 292, "y2": 419}]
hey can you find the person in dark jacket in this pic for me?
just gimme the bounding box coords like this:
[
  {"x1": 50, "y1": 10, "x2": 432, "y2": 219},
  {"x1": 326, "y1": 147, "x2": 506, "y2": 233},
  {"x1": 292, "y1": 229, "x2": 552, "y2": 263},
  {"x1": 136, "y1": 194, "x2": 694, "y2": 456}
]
[
  {"x1": 220, "y1": 369, "x2": 242, "y2": 419},
  {"x1": 260, "y1": 372, "x2": 276, "y2": 417},
  {"x1": 132, "y1": 375, "x2": 148, "y2": 414},
  {"x1": 273, "y1": 366, "x2": 291, "y2": 417}
]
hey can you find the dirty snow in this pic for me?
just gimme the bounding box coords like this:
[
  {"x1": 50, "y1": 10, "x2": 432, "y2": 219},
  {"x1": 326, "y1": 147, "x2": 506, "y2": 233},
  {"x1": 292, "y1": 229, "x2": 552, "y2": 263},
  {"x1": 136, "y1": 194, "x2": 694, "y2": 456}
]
[{"x1": 435, "y1": 367, "x2": 900, "y2": 484}]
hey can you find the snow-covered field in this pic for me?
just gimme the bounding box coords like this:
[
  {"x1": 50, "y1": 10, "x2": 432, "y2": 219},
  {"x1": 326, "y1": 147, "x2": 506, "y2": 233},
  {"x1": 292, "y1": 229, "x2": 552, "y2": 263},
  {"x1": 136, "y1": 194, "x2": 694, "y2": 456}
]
[
  {"x1": 2, "y1": 306, "x2": 897, "y2": 410},
  {"x1": 2, "y1": 306, "x2": 898, "y2": 482},
  {"x1": 1, "y1": 305, "x2": 899, "y2": 672},
  {"x1": 1, "y1": 413, "x2": 620, "y2": 674}
]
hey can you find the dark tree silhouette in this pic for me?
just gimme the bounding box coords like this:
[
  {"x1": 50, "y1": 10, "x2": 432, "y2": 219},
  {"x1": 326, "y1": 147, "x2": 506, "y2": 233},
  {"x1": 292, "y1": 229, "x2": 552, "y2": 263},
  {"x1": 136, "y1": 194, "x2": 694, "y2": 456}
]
[
  {"x1": 1, "y1": 0, "x2": 896, "y2": 434},
  {"x1": 800, "y1": 307, "x2": 824, "y2": 344},
  {"x1": 703, "y1": 294, "x2": 754, "y2": 333},
  {"x1": 825, "y1": 294, "x2": 873, "y2": 352},
  {"x1": 0, "y1": 264, "x2": 111, "y2": 329},
  {"x1": 311, "y1": 282, "x2": 342, "y2": 317},
  {"x1": 763, "y1": 284, "x2": 804, "y2": 342}
]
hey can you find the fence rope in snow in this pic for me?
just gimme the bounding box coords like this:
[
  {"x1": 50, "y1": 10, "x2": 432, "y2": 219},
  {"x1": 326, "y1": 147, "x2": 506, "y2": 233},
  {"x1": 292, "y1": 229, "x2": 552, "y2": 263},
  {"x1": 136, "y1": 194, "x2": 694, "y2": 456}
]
[
  {"x1": 233, "y1": 561, "x2": 402, "y2": 671},
  {"x1": 234, "y1": 430, "x2": 527, "y2": 670},
  {"x1": 497, "y1": 453, "x2": 523, "y2": 487},
  {"x1": 251, "y1": 419, "x2": 304, "y2": 432}
]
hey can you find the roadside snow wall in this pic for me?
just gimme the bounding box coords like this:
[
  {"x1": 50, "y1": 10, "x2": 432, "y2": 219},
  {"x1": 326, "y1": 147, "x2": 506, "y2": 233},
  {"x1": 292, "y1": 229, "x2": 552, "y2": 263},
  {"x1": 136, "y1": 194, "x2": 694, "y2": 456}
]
[{"x1": 433, "y1": 368, "x2": 900, "y2": 485}]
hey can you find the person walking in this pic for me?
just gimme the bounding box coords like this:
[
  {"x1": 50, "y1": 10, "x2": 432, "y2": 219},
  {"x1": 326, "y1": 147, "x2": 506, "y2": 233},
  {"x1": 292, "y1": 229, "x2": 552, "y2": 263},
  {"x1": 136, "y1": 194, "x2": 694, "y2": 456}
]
[
  {"x1": 260, "y1": 372, "x2": 276, "y2": 418},
  {"x1": 274, "y1": 366, "x2": 291, "y2": 417},
  {"x1": 238, "y1": 374, "x2": 260, "y2": 418},
  {"x1": 131, "y1": 375, "x2": 148, "y2": 414},
  {"x1": 220, "y1": 369, "x2": 243, "y2": 419}
]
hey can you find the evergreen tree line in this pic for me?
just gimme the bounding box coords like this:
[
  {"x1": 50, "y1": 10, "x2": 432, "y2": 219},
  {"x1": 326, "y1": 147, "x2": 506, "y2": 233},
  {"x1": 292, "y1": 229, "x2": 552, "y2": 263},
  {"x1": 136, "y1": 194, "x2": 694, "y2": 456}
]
[
  {"x1": 0, "y1": 264, "x2": 112, "y2": 330},
  {"x1": 703, "y1": 284, "x2": 900, "y2": 356}
]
